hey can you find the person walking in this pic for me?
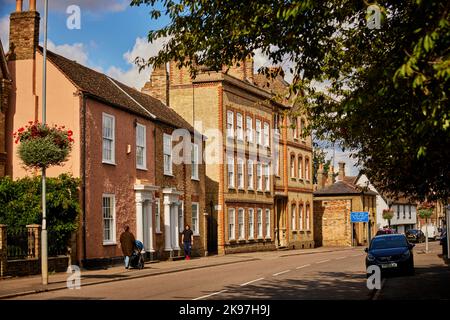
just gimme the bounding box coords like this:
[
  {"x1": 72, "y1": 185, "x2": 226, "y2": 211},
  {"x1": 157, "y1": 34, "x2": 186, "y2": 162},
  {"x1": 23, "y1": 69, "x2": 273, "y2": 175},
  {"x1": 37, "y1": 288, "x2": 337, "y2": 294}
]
[
  {"x1": 120, "y1": 225, "x2": 136, "y2": 269},
  {"x1": 181, "y1": 224, "x2": 194, "y2": 260}
]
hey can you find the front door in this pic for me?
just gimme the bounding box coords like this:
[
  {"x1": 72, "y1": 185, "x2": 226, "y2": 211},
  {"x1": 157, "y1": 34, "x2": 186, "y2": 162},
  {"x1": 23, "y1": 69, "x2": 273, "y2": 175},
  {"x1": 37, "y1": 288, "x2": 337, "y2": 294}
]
[
  {"x1": 276, "y1": 198, "x2": 287, "y2": 247},
  {"x1": 142, "y1": 200, "x2": 152, "y2": 252}
]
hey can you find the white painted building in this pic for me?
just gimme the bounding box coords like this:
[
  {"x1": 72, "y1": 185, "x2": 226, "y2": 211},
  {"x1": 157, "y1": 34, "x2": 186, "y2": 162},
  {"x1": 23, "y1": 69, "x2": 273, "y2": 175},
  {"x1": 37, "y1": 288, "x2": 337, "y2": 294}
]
[{"x1": 355, "y1": 174, "x2": 417, "y2": 233}]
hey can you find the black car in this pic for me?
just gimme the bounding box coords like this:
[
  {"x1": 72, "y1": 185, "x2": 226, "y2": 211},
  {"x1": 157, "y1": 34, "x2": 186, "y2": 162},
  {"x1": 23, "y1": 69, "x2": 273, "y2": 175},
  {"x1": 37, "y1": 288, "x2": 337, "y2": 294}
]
[
  {"x1": 365, "y1": 234, "x2": 415, "y2": 276},
  {"x1": 406, "y1": 229, "x2": 426, "y2": 243}
]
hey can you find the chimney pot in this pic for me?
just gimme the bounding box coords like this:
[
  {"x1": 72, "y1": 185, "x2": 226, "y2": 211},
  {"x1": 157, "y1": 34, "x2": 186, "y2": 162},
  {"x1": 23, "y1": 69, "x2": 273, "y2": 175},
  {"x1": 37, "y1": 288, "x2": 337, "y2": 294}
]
[
  {"x1": 338, "y1": 162, "x2": 346, "y2": 181},
  {"x1": 29, "y1": 0, "x2": 36, "y2": 11},
  {"x1": 16, "y1": 0, "x2": 23, "y2": 12}
]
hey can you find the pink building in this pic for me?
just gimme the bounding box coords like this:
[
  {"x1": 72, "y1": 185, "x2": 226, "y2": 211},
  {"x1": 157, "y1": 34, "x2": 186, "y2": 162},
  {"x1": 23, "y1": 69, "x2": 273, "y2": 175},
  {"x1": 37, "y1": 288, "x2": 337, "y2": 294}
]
[{"x1": 6, "y1": 1, "x2": 206, "y2": 267}]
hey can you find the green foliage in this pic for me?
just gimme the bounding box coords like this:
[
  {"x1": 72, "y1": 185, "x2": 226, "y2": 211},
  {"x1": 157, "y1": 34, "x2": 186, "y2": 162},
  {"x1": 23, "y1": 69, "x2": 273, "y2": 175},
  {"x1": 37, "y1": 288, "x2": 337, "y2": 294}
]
[
  {"x1": 14, "y1": 122, "x2": 74, "y2": 169},
  {"x1": 382, "y1": 209, "x2": 394, "y2": 221},
  {"x1": 312, "y1": 142, "x2": 331, "y2": 184},
  {"x1": 418, "y1": 208, "x2": 433, "y2": 219},
  {"x1": 0, "y1": 174, "x2": 80, "y2": 254},
  {"x1": 130, "y1": 0, "x2": 450, "y2": 201}
]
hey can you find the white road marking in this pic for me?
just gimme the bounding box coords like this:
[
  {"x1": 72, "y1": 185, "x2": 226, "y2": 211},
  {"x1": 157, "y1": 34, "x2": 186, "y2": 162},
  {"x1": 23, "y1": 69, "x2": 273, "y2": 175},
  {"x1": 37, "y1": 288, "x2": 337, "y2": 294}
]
[
  {"x1": 316, "y1": 259, "x2": 330, "y2": 264},
  {"x1": 296, "y1": 264, "x2": 311, "y2": 269},
  {"x1": 193, "y1": 290, "x2": 227, "y2": 300},
  {"x1": 273, "y1": 270, "x2": 291, "y2": 276},
  {"x1": 335, "y1": 256, "x2": 347, "y2": 260},
  {"x1": 240, "y1": 278, "x2": 265, "y2": 286}
]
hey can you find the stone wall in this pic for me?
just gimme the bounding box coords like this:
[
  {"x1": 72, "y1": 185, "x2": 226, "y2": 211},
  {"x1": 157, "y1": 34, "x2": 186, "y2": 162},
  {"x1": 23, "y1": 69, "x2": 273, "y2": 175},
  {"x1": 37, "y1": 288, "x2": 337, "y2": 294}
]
[{"x1": 8, "y1": 11, "x2": 40, "y2": 61}]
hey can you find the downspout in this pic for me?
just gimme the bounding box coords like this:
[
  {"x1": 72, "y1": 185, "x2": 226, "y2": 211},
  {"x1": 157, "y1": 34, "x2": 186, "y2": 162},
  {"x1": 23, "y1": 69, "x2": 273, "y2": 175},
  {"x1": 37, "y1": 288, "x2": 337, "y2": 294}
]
[{"x1": 81, "y1": 92, "x2": 87, "y2": 265}]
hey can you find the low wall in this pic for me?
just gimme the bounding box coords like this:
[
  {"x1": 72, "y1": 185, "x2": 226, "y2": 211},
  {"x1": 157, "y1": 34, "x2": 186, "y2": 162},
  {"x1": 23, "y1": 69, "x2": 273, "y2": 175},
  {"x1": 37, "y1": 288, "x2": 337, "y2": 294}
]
[{"x1": 5, "y1": 256, "x2": 69, "y2": 277}]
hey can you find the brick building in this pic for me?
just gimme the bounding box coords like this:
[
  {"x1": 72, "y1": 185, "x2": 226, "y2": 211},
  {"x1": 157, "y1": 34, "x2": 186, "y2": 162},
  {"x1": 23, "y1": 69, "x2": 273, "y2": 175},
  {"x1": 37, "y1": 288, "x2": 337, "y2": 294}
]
[
  {"x1": 143, "y1": 59, "x2": 313, "y2": 254},
  {"x1": 6, "y1": 0, "x2": 206, "y2": 266},
  {"x1": 314, "y1": 162, "x2": 377, "y2": 247},
  {"x1": 0, "y1": 38, "x2": 12, "y2": 177}
]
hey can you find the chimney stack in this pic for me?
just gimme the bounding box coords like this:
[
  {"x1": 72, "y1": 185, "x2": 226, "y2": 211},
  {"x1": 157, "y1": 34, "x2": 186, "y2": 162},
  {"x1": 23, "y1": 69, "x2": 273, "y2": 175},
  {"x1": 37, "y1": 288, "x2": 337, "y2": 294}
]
[
  {"x1": 9, "y1": 0, "x2": 40, "y2": 60},
  {"x1": 141, "y1": 63, "x2": 169, "y2": 106},
  {"x1": 244, "y1": 56, "x2": 254, "y2": 83},
  {"x1": 327, "y1": 166, "x2": 335, "y2": 186},
  {"x1": 317, "y1": 163, "x2": 324, "y2": 190},
  {"x1": 338, "y1": 162, "x2": 346, "y2": 181}
]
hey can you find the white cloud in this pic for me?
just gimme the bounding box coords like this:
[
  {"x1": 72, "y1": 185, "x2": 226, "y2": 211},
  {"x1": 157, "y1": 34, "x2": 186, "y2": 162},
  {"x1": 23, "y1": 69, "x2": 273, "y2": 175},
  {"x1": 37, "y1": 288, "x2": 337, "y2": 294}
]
[
  {"x1": 253, "y1": 48, "x2": 295, "y2": 83},
  {"x1": 107, "y1": 36, "x2": 169, "y2": 90},
  {"x1": 0, "y1": 15, "x2": 9, "y2": 52},
  {"x1": 46, "y1": 40, "x2": 89, "y2": 66}
]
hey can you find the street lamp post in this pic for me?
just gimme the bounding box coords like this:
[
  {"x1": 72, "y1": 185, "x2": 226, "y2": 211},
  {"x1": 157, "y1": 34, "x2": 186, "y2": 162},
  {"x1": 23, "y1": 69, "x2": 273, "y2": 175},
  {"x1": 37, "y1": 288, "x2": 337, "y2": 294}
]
[{"x1": 41, "y1": 0, "x2": 49, "y2": 286}]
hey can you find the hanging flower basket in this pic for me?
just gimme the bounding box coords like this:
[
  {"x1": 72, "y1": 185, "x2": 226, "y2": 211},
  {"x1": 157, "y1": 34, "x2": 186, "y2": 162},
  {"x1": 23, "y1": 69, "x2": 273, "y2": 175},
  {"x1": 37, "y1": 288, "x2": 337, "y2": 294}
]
[
  {"x1": 382, "y1": 208, "x2": 394, "y2": 220},
  {"x1": 14, "y1": 121, "x2": 74, "y2": 169},
  {"x1": 417, "y1": 202, "x2": 434, "y2": 219}
]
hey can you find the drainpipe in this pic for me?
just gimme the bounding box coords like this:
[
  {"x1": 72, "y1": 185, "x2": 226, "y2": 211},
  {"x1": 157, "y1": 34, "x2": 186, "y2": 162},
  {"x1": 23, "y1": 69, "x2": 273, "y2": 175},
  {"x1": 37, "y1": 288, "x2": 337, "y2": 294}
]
[{"x1": 81, "y1": 92, "x2": 87, "y2": 265}]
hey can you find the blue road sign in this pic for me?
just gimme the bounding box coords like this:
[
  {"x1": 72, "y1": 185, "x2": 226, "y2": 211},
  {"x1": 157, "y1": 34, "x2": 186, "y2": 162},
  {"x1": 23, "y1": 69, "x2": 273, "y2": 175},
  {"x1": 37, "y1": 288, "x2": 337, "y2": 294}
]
[{"x1": 351, "y1": 211, "x2": 369, "y2": 223}]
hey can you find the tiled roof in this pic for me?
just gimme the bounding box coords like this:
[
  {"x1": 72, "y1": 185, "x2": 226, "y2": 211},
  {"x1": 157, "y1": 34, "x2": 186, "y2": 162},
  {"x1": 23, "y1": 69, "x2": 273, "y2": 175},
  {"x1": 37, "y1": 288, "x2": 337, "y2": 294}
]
[
  {"x1": 314, "y1": 180, "x2": 377, "y2": 196},
  {"x1": 39, "y1": 47, "x2": 195, "y2": 133},
  {"x1": 253, "y1": 73, "x2": 290, "y2": 98}
]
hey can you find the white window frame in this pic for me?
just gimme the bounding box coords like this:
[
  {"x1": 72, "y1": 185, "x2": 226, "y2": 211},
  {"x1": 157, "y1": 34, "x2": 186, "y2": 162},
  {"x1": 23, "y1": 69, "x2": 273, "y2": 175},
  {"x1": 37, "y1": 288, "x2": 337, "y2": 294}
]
[
  {"x1": 155, "y1": 198, "x2": 161, "y2": 233},
  {"x1": 305, "y1": 158, "x2": 310, "y2": 180},
  {"x1": 247, "y1": 159, "x2": 254, "y2": 190},
  {"x1": 290, "y1": 155, "x2": 296, "y2": 178},
  {"x1": 264, "y1": 163, "x2": 270, "y2": 192},
  {"x1": 236, "y1": 112, "x2": 243, "y2": 141},
  {"x1": 163, "y1": 133, "x2": 173, "y2": 175},
  {"x1": 238, "y1": 208, "x2": 245, "y2": 240},
  {"x1": 136, "y1": 123, "x2": 146, "y2": 170},
  {"x1": 228, "y1": 208, "x2": 236, "y2": 241},
  {"x1": 227, "y1": 110, "x2": 234, "y2": 139},
  {"x1": 256, "y1": 119, "x2": 262, "y2": 145},
  {"x1": 292, "y1": 205, "x2": 296, "y2": 231},
  {"x1": 265, "y1": 209, "x2": 271, "y2": 238},
  {"x1": 102, "y1": 113, "x2": 115, "y2": 164},
  {"x1": 257, "y1": 208, "x2": 263, "y2": 238},
  {"x1": 298, "y1": 156, "x2": 303, "y2": 179},
  {"x1": 299, "y1": 205, "x2": 304, "y2": 230},
  {"x1": 263, "y1": 122, "x2": 270, "y2": 147},
  {"x1": 237, "y1": 158, "x2": 244, "y2": 190},
  {"x1": 191, "y1": 202, "x2": 200, "y2": 235},
  {"x1": 102, "y1": 194, "x2": 116, "y2": 245},
  {"x1": 306, "y1": 205, "x2": 310, "y2": 231},
  {"x1": 257, "y1": 162, "x2": 263, "y2": 191},
  {"x1": 228, "y1": 155, "x2": 235, "y2": 189},
  {"x1": 191, "y1": 143, "x2": 199, "y2": 180},
  {"x1": 246, "y1": 116, "x2": 253, "y2": 143},
  {"x1": 248, "y1": 208, "x2": 255, "y2": 240}
]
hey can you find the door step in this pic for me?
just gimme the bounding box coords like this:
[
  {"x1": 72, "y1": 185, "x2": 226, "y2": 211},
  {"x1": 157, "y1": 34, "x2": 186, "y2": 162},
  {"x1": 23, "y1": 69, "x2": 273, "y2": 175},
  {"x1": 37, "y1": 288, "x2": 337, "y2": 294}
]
[{"x1": 277, "y1": 246, "x2": 289, "y2": 251}]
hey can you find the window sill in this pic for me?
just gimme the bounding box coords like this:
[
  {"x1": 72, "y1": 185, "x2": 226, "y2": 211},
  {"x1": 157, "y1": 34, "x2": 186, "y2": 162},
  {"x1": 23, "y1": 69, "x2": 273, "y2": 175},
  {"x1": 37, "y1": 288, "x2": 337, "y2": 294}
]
[
  {"x1": 238, "y1": 187, "x2": 245, "y2": 191},
  {"x1": 191, "y1": 177, "x2": 200, "y2": 181},
  {"x1": 155, "y1": 231, "x2": 163, "y2": 235},
  {"x1": 102, "y1": 161, "x2": 116, "y2": 166},
  {"x1": 194, "y1": 233, "x2": 201, "y2": 237},
  {"x1": 137, "y1": 167, "x2": 148, "y2": 171},
  {"x1": 164, "y1": 173, "x2": 174, "y2": 177},
  {"x1": 103, "y1": 242, "x2": 116, "y2": 246},
  {"x1": 238, "y1": 239, "x2": 246, "y2": 243},
  {"x1": 265, "y1": 237, "x2": 271, "y2": 241}
]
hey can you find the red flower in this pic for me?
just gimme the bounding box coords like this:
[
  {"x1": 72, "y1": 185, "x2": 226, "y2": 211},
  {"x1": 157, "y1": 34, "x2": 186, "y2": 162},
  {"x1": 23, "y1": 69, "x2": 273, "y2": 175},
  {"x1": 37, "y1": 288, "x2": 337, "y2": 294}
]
[
  {"x1": 68, "y1": 130, "x2": 73, "y2": 137},
  {"x1": 15, "y1": 138, "x2": 19, "y2": 144},
  {"x1": 18, "y1": 127, "x2": 25, "y2": 132},
  {"x1": 28, "y1": 121, "x2": 33, "y2": 125}
]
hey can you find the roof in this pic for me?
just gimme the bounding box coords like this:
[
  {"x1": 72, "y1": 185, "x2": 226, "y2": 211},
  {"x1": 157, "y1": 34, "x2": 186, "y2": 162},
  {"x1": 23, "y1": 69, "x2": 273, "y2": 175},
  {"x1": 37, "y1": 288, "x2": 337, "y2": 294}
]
[
  {"x1": 39, "y1": 47, "x2": 195, "y2": 133},
  {"x1": 0, "y1": 38, "x2": 11, "y2": 80},
  {"x1": 314, "y1": 180, "x2": 378, "y2": 196}
]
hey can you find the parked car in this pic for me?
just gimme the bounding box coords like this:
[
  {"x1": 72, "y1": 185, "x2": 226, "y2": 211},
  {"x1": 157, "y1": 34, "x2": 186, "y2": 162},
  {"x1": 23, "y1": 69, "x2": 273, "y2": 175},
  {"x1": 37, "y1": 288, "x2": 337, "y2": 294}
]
[
  {"x1": 421, "y1": 224, "x2": 439, "y2": 240},
  {"x1": 406, "y1": 229, "x2": 426, "y2": 243},
  {"x1": 376, "y1": 228, "x2": 395, "y2": 236},
  {"x1": 365, "y1": 234, "x2": 415, "y2": 276}
]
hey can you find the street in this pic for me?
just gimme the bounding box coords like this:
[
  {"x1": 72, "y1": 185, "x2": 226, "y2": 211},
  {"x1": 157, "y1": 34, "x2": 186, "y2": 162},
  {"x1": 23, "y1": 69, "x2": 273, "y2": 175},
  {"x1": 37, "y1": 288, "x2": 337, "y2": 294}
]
[{"x1": 9, "y1": 242, "x2": 449, "y2": 300}]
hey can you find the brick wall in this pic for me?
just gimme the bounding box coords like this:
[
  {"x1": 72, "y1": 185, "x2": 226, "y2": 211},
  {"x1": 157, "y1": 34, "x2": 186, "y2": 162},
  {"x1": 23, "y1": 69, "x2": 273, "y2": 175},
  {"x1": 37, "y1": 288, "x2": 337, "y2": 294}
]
[
  {"x1": 8, "y1": 11, "x2": 40, "y2": 61},
  {"x1": 5, "y1": 256, "x2": 69, "y2": 277}
]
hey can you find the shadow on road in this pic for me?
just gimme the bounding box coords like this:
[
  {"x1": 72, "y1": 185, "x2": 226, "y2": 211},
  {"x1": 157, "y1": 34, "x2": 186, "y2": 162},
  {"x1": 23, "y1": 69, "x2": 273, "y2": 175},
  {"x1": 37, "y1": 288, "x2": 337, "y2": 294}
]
[{"x1": 209, "y1": 271, "x2": 371, "y2": 300}]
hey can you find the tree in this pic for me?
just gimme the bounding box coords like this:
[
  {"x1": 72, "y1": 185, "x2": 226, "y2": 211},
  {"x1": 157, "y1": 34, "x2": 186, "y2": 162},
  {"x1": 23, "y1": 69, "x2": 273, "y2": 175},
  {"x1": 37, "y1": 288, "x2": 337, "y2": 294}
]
[
  {"x1": 312, "y1": 142, "x2": 331, "y2": 185},
  {"x1": 382, "y1": 209, "x2": 394, "y2": 228},
  {"x1": 130, "y1": 0, "x2": 450, "y2": 201}
]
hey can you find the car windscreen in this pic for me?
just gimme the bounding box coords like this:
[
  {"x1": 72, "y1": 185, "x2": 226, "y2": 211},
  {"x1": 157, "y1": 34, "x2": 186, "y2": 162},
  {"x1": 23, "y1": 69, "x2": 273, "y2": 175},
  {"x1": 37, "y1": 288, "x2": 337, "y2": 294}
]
[{"x1": 370, "y1": 236, "x2": 408, "y2": 250}]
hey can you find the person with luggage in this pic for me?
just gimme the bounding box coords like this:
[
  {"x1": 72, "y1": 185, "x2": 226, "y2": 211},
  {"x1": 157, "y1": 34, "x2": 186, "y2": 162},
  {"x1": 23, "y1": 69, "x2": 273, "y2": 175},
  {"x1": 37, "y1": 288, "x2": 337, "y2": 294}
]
[
  {"x1": 181, "y1": 224, "x2": 194, "y2": 260},
  {"x1": 120, "y1": 225, "x2": 136, "y2": 270}
]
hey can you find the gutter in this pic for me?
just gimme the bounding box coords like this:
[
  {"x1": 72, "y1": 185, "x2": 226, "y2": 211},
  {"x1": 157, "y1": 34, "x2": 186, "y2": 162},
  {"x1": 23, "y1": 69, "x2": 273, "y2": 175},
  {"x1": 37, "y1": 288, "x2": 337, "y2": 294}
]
[{"x1": 81, "y1": 92, "x2": 87, "y2": 264}]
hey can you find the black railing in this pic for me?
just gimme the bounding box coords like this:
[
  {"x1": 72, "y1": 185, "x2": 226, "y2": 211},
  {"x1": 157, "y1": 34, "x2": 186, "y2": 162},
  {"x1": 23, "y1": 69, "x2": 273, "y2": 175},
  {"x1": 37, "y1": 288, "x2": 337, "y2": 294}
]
[{"x1": 7, "y1": 230, "x2": 28, "y2": 260}]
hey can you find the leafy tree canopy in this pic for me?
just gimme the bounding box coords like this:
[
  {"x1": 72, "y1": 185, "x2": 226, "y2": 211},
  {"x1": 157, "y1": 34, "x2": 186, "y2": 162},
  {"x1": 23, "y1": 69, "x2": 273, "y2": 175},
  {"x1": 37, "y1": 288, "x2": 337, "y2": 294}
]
[{"x1": 131, "y1": 0, "x2": 450, "y2": 201}]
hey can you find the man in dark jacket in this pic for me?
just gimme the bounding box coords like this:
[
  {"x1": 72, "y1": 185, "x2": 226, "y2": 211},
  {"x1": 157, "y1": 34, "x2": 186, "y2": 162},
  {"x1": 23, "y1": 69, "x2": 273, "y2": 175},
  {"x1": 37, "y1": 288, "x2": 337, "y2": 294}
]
[
  {"x1": 181, "y1": 224, "x2": 194, "y2": 260},
  {"x1": 120, "y1": 225, "x2": 136, "y2": 269}
]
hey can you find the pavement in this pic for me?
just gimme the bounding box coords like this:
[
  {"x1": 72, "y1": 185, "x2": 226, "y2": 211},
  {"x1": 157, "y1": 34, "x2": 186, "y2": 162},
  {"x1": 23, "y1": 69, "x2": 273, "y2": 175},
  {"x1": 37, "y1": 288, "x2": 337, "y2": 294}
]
[{"x1": 0, "y1": 245, "x2": 356, "y2": 300}]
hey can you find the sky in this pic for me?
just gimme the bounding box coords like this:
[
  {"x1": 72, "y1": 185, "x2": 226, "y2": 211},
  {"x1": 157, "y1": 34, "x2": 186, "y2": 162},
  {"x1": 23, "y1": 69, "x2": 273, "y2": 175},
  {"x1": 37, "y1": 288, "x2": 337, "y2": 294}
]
[{"x1": 0, "y1": 0, "x2": 359, "y2": 175}]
